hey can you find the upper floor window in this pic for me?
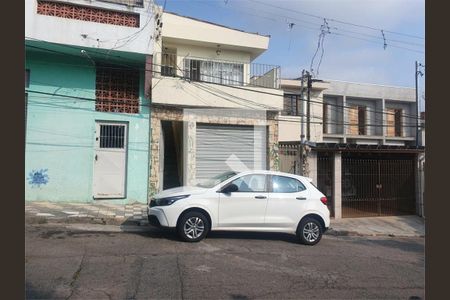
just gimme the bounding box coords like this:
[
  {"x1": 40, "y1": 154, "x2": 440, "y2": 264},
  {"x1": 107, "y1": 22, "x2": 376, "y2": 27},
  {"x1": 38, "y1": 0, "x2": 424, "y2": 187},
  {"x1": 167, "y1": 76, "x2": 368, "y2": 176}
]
[
  {"x1": 95, "y1": 66, "x2": 140, "y2": 114},
  {"x1": 161, "y1": 48, "x2": 177, "y2": 77},
  {"x1": 387, "y1": 108, "x2": 403, "y2": 137},
  {"x1": 348, "y1": 106, "x2": 366, "y2": 135},
  {"x1": 358, "y1": 107, "x2": 367, "y2": 135},
  {"x1": 283, "y1": 94, "x2": 301, "y2": 116},
  {"x1": 183, "y1": 59, "x2": 244, "y2": 86},
  {"x1": 323, "y1": 103, "x2": 329, "y2": 133}
]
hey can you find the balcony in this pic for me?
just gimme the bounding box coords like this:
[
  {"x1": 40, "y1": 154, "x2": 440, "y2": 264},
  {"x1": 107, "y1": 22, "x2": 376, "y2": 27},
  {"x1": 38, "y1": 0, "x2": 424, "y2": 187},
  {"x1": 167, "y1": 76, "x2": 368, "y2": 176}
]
[{"x1": 154, "y1": 53, "x2": 281, "y2": 89}]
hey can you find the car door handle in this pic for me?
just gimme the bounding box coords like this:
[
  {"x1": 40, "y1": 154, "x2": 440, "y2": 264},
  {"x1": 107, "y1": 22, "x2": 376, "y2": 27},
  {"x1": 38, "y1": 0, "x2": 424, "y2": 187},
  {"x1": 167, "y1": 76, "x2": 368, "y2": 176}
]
[
  {"x1": 255, "y1": 195, "x2": 267, "y2": 199},
  {"x1": 296, "y1": 197, "x2": 307, "y2": 200}
]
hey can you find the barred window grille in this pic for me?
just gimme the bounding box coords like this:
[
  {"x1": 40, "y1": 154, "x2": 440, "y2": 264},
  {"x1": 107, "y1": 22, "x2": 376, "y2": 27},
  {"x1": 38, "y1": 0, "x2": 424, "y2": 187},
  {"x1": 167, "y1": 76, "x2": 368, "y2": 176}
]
[
  {"x1": 95, "y1": 67, "x2": 140, "y2": 114},
  {"x1": 36, "y1": 1, "x2": 140, "y2": 28}
]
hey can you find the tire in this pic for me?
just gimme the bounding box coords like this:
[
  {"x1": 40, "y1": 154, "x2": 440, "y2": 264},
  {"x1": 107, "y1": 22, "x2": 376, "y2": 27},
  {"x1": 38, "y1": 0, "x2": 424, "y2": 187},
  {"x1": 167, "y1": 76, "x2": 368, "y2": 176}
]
[
  {"x1": 177, "y1": 211, "x2": 210, "y2": 242},
  {"x1": 297, "y1": 217, "x2": 323, "y2": 245}
]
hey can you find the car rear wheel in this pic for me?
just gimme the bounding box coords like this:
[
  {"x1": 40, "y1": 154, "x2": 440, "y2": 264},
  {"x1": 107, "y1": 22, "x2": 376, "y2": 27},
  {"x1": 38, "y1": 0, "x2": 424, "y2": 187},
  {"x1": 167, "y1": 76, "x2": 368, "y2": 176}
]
[
  {"x1": 297, "y1": 217, "x2": 323, "y2": 245},
  {"x1": 177, "y1": 211, "x2": 210, "y2": 242}
]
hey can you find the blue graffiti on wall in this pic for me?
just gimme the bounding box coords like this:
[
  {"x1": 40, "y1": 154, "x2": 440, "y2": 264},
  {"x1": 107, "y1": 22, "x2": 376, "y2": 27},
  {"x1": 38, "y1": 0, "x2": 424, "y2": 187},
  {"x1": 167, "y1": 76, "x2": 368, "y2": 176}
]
[{"x1": 28, "y1": 169, "x2": 49, "y2": 188}]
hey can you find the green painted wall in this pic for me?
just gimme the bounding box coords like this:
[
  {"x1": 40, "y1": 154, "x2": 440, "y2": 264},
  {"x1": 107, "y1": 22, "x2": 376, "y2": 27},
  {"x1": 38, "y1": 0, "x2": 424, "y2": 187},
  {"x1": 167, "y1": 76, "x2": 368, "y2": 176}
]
[{"x1": 25, "y1": 47, "x2": 150, "y2": 204}]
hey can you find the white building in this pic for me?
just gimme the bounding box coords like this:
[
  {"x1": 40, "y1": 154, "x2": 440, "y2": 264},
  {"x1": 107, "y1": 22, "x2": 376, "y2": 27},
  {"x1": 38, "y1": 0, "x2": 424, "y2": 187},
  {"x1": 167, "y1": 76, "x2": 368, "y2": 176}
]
[
  {"x1": 149, "y1": 10, "x2": 284, "y2": 193},
  {"x1": 278, "y1": 79, "x2": 424, "y2": 218}
]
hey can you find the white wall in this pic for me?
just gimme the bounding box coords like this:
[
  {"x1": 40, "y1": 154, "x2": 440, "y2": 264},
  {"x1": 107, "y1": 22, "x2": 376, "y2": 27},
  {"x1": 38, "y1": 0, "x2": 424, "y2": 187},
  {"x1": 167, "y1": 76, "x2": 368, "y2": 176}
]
[
  {"x1": 324, "y1": 80, "x2": 415, "y2": 101},
  {"x1": 278, "y1": 116, "x2": 301, "y2": 142},
  {"x1": 279, "y1": 79, "x2": 418, "y2": 145},
  {"x1": 161, "y1": 12, "x2": 269, "y2": 60},
  {"x1": 152, "y1": 77, "x2": 283, "y2": 110},
  {"x1": 164, "y1": 43, "x2": 251, "y2": 64},
  {"x1": 25, "y1": 0, "x2": 154, "y2": 55}
]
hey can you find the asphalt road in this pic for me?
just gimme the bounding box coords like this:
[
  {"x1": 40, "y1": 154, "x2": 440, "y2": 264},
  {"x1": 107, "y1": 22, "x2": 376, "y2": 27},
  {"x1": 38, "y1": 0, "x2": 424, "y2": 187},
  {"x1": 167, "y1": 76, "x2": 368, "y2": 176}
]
[{"x1": 25, "y1": 223, "x2": 424, "y2": 300}]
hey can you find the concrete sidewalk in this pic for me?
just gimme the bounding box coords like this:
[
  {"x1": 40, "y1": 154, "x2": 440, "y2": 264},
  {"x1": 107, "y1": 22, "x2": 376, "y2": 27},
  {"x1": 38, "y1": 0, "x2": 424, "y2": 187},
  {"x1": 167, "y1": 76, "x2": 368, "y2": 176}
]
[
  {"x1": 328, "y1": 215, "x2": 425, "y2": 237},
  {"x1": 25, "y1": 201, "x2": 148, "y2": 225},
  {"x1": 25, "y1": 202, "x2": 425, "y2": 237}
]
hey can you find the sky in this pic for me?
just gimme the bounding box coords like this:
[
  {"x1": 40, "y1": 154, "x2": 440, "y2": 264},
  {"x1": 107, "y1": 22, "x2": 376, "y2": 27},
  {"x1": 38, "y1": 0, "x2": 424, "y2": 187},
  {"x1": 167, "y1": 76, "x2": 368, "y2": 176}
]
[{"x1": 155, "y1": 0, "x2": 425, "y2": 105}]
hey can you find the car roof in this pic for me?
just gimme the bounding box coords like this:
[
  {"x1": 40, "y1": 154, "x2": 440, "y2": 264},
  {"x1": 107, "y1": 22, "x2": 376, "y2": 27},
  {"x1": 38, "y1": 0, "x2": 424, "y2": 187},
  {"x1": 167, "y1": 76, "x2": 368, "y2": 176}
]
[{"x1": 236, "y1": 170, "x2": 313, "y2": 182}]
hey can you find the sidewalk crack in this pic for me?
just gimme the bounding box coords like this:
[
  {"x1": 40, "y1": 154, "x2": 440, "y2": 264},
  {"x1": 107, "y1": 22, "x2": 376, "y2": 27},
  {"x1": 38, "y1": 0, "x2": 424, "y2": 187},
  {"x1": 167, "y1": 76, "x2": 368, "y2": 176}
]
[
  {"x1": 176, "y1": 255, "x2": 185, "y2": 300},
  {"x1": 66, "y1": 248, "x2": 86, "y2": 300}
]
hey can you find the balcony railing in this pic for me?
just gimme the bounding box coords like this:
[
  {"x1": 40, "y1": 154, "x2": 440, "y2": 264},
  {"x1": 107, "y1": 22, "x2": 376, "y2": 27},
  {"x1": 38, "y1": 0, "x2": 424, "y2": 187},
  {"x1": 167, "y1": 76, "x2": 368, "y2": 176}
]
[{"x1": 154, "y1": 53, "x2": 281, "y2": 89}]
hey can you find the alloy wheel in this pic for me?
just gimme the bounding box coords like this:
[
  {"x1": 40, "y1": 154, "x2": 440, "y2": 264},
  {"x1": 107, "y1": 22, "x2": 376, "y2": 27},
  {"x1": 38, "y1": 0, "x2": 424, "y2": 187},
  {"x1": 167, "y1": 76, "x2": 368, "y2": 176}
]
[
  {"x1": 183, "y1": 217, "x2": 205, "y2": 239},
  {"x1": 302, "y1": 222, "x2": 320, "y2": 243}
]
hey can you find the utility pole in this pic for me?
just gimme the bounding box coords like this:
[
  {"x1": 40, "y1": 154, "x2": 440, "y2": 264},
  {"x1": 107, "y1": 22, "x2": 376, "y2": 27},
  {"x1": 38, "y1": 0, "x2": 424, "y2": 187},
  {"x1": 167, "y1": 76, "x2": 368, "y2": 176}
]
[
  {"x1": 306, "y1": 71, "x2": 312, "y2": 141},
  {"x1": 415, "y1": 61, "x2": 424, "y2": 146},
  {"x1": 300, "y1": 70, "x2": 306, "y2": 145},
  {"x1": 299, "y1": 70, "x2": 306, "y2": 175}
]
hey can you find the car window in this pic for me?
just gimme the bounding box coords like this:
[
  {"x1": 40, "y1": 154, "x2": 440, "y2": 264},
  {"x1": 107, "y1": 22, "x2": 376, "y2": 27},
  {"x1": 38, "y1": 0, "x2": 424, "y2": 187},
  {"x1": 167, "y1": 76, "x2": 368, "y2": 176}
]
[
  {"x1": 196, "y1": 171, "x2": 237, "y2": 188},
  {"x1": 272, "y1": 175, "x2": 306, "y2": 193},
  {"x1": 230, "y1": 174, "x2": 266, "y2": 192}
]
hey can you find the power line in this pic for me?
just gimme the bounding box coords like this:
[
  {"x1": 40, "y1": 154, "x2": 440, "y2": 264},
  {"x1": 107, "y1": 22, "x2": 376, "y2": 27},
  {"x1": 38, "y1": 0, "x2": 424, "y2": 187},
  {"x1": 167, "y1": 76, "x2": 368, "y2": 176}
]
[
  {"x1": 182, "y1": 0, "x2": 424, "y2": 51},
  {"x1": 329, "y1": 32, "x2": 424, "y2": 54},
  {"x1": 247, "y1": 0, "x2": 424, "y2": 40},
  {"x1": 27, "y1": 88, "x2": 421, "y2": 129},
  {"x1": 26, "y1": 43, "x2": 423, "y2": 121}
]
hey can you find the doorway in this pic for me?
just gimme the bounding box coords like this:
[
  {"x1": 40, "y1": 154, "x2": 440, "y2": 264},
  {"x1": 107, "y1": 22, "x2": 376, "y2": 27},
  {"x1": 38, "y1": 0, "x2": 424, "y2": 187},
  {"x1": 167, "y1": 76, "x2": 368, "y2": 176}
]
[
  {"x1": 93, "y1": 121, "x2": 128, "y2": 198},
  {"x1": 161, "y1": 121, "x2": 183, "y2": 190}
]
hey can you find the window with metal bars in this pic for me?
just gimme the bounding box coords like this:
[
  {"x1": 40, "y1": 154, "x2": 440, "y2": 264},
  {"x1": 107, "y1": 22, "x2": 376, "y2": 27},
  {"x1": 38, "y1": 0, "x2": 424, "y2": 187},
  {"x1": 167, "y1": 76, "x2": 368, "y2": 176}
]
[
  {"x1": 183, "y1": 59, "x2": 244, "y2": 85},
  {"x1": 95, "y1": 66, "x2": 140, "y2": 114},
  {"x1": 283, "y1": 94, "x2": 301, "y2": 116},
  {"x1": 161, "y1": 50, "x2": 177, "y2": 77},
  {"x1": 99, "y1": 125, "x2": 126, "y2": 149}
]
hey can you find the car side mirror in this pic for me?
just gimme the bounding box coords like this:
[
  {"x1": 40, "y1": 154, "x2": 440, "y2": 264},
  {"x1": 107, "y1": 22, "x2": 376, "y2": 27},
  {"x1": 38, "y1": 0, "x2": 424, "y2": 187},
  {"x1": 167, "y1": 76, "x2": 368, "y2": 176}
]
[{"x1": 220, "y1": 183, "x2": 239, "y2": 194}]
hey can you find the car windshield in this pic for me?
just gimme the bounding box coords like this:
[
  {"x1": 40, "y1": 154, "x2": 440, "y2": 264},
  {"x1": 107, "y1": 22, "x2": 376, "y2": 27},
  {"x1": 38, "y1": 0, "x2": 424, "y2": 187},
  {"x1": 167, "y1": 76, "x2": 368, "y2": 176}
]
[{"x1": 196, "y1": 171, "x2": 238, "y2": 188}]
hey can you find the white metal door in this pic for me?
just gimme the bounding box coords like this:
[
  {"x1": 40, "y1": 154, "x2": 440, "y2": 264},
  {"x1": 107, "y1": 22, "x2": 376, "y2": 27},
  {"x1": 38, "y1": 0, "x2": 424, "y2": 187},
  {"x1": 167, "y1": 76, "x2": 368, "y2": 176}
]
[{"x1": 93, "y1": 122, "x2": 128, "y2": 199}]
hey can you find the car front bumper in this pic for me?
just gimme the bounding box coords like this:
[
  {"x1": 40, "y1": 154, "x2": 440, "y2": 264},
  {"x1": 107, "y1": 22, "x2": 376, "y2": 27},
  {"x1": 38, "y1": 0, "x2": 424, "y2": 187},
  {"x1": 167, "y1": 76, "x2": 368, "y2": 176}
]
[{"x1": 148, "y1": 207, "x2": 171, "y2": 227}]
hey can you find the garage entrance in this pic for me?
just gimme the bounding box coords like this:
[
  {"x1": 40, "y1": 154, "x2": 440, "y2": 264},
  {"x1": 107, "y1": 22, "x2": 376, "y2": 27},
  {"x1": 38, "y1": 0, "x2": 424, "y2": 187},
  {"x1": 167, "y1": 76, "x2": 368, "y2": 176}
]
[
  {"x1": 341, "y1": 153, "x2": 416, "y2": 218},
  {"x1": 195, "y1": 124, "x2": 267, "y2": 181}
]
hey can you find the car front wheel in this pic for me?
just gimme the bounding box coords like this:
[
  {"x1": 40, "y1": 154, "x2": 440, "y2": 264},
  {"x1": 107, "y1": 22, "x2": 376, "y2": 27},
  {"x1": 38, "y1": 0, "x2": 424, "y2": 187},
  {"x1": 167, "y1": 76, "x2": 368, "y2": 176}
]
[
  {"x1": 297, "y1": 217, "x2": 323, "y2": 245},
  {"x1": 177, "y1": 211, "x2": 210, "y2": 242}
]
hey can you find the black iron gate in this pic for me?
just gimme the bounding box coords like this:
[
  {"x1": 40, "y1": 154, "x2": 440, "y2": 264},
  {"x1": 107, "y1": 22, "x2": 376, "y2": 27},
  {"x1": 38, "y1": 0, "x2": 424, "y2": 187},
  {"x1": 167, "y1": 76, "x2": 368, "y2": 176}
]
[
  {"x1": 342, "y1": 155, "x2": 416, "y2": 218},
  {"x1": 317, "y1": 152, "x2": 334, "y2": 217}
]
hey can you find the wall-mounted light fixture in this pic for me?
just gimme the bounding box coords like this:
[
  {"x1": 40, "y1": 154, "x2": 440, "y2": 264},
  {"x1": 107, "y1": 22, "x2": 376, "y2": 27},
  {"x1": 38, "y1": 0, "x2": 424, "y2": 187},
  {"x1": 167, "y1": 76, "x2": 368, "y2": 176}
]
[{"x1": 216, "y1": 45, "x2": 221, "y2": 56}]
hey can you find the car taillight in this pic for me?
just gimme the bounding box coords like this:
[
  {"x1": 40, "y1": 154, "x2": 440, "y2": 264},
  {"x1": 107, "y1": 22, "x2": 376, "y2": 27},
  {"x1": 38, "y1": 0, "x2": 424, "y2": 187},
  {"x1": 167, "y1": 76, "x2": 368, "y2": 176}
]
[{"x1": 320, "y1": 197, "x2": 327, "y2": 205}]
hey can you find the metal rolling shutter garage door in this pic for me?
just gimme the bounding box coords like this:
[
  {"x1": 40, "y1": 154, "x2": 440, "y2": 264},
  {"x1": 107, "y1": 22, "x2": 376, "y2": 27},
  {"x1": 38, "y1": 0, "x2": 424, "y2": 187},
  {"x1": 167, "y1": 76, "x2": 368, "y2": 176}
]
[{"x1": 196, "y1": 124, "x2": 266, "y2": 180}]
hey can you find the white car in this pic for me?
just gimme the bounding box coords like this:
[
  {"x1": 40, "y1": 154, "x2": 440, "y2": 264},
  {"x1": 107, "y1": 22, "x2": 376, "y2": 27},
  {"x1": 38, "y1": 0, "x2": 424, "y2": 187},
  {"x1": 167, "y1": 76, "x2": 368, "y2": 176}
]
[{"x1": 148, "y1": 170, "x2": 330, "y2": 245}]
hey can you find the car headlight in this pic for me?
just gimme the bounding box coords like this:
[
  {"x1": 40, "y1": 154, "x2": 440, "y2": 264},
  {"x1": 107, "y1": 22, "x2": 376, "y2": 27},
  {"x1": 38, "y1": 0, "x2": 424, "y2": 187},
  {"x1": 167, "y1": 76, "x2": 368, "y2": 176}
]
[{"x1": 154, "y1": 194, "x2": 190, "y2": 206}]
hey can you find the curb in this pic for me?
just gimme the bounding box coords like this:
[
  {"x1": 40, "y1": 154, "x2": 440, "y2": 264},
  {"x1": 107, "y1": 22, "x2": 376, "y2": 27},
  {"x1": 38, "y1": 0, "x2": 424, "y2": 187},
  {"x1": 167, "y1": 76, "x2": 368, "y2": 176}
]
[{"x1": 325, "y1": 228, "x2": 425, "y2": 238}]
